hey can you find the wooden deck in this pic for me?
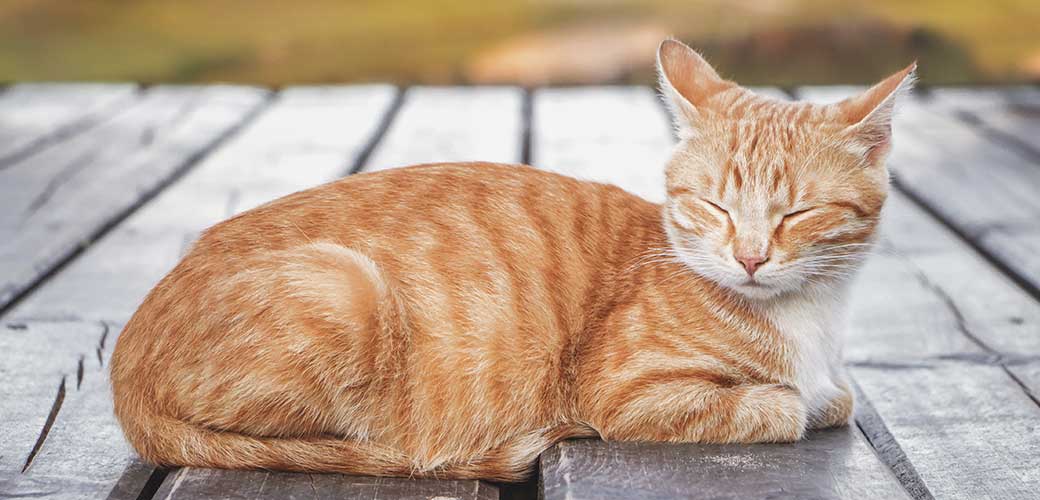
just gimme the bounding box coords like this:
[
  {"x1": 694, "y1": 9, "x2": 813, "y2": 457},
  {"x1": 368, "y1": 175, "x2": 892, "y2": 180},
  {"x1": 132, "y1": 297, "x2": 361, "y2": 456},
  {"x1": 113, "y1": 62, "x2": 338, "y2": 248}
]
[{"x1": 0, "y1": 83, "x2": 1038, "y2": 499}]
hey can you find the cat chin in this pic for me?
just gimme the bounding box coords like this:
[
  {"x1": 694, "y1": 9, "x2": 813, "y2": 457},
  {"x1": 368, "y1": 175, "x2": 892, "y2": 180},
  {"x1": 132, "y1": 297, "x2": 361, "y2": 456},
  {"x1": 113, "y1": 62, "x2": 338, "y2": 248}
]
[{"x1": 728, "y1": 281, "x2": 788, "y2": 300}]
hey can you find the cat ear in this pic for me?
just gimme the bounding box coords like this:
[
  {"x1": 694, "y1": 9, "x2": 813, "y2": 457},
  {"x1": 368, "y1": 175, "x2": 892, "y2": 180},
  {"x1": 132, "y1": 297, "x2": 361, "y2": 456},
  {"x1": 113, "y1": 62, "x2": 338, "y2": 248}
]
[
  {"x1": 837, "y1": 62, "x2": 917, "y2": 164},
  {"x1": 656, "y1": 39, "x2": 729, "y2": 136}
]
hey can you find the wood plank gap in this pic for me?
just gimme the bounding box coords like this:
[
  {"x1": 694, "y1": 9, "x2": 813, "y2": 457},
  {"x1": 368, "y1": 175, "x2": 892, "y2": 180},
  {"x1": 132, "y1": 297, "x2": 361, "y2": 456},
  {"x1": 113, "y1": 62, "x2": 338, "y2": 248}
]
[
  {"x1": 0, "y1": 85, "x2": 142, "y2": 170},
  {"x1": 890, "y1": 175, "x2": 1040, "y2": 303},
  {"x1": 0, "y1": 92, "x2": 275, "y2": 319},
  {"x1": 342, "y1": 86, "x2": 405, "y2": 175},
  {"x1": 945, "y1": 105, "x2": 1040, "y2": 169},
  {"x1": 520, "y1": 87, "x2": 533, "y2": 165},
  {"x1": 851, "y1": 380, "x2": 935, "y2": 500},
  {"x1": 21, "y1": 376, "x2": 66, "y2": 473},
  {"x1": 132, "y1": 467, "x2": 172, "y2": 500}
]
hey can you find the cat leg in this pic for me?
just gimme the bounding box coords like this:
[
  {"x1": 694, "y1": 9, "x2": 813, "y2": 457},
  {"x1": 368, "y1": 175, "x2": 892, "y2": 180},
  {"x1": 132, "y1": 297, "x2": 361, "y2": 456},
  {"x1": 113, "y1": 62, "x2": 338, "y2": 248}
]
[{"x1": 590, "y1": 379, "x2": 807, "y2": 443}]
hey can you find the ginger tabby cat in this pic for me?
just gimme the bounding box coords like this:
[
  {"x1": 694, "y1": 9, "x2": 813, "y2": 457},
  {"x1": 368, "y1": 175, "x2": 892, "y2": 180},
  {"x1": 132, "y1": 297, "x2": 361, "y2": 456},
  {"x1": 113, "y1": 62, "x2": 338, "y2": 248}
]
[{"x1": 111, "y1": 39, "x2": 915, "y2": 481}]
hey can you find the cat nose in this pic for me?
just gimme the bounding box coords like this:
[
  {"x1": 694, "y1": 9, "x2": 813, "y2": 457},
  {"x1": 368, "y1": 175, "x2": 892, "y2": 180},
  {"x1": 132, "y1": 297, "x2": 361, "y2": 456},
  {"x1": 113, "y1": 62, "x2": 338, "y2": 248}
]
[{"x1": 735, "y1": 253, "x2": 768, "y2": 276}]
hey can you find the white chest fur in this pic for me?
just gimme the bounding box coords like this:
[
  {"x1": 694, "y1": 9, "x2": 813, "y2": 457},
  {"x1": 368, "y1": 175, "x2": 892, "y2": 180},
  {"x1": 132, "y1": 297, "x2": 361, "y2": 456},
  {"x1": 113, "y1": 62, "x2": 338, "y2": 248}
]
[{"x1": 758, "y1": 289, "x2": 848, "y2": 421}]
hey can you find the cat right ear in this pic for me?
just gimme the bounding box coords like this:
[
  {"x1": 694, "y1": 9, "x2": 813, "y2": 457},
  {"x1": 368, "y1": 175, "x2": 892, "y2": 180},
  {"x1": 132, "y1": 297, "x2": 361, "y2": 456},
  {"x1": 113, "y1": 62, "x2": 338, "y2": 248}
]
[{"x1": 656, "y1": 39, "x2": 728, "y2": 137}]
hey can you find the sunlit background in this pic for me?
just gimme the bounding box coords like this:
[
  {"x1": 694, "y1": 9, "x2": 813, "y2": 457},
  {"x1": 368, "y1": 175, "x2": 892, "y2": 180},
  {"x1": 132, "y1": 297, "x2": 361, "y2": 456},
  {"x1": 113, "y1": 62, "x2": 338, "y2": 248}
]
[{"x1": 1, "y1": 0, "x2": 1038, "y2": 86}]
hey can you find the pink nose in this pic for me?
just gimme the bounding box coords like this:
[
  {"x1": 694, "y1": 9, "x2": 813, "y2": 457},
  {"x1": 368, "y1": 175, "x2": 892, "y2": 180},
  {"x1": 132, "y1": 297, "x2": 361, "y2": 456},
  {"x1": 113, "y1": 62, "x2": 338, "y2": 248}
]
[{"x1": 735, "y1": 254, "x2": 768, "y2": 276}]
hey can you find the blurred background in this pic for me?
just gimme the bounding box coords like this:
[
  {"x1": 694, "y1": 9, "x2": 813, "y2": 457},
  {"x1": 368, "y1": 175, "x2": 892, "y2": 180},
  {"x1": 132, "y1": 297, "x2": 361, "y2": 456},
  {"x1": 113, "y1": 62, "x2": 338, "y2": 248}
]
[{"x1": 1, "y1": 0, "x2": 1037, "y2": 86}]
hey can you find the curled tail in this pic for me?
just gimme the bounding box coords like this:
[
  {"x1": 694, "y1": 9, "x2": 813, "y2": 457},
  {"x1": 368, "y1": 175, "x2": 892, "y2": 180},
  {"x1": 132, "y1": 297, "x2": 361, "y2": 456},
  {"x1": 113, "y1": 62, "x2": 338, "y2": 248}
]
[{"x1": 118, "y1": 405, "x2": 597, "y2": 482}]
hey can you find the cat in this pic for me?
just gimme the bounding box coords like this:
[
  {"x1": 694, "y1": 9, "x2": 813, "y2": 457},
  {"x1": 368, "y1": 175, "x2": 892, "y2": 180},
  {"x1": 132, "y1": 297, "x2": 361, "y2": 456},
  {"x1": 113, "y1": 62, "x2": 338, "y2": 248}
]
[{"x1": 110, "y1": 39, "x2": 915, "y2": 482}]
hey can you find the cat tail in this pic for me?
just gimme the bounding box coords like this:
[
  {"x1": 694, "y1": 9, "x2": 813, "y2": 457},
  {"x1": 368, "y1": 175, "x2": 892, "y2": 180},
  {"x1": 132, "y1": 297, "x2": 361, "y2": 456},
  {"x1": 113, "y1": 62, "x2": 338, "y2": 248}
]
[
  {"x1": 118, "y1": 405, "x2": 598, "y2": 482},
  {"x1": 117, "y1": 407, "x2": 416, "y2": 478}
]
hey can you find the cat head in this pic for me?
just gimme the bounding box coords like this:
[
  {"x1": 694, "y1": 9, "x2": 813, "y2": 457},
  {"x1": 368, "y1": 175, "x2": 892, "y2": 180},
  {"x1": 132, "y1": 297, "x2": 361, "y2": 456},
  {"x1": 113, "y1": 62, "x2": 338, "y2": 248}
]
[{"x1": 657, "y1": 39, "x2": 915, "y2": 300}]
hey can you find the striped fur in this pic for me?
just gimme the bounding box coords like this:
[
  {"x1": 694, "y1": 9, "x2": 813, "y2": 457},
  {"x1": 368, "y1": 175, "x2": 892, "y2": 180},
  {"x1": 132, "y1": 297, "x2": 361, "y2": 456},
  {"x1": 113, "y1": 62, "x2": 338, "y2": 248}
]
[{"x1": 110, "y1": 40, "x2": 915, "y2": 481}]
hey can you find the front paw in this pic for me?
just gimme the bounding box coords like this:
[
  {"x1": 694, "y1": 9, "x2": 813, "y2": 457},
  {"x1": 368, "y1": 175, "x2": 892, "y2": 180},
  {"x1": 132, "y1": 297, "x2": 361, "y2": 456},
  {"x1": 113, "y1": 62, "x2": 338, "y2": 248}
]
[
  {"x1": 740, "y1": 384, "x2": 808, "y2": 442},
  {"x1": 809, "y1": 388, "x2": 854, "y2": 429}
]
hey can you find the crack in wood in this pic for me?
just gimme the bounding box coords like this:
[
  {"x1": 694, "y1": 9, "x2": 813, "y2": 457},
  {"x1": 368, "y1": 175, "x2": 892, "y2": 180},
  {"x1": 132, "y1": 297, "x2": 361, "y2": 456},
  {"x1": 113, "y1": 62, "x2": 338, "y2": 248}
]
[
  {"x1": 21, "y1": 377, "x2": 67, "y2": 473},
  {"x1": 911, "y1": 268, "x2": 998, "y2": 355},
  {"x1": 1002, "y1": 366, "x2": 1040, "y2": 409},
  {"x1": 76, "y1": 355, "x2": 84, "y2": 390},
  {"x1": 99, "y1": 320, "x2": 111, "y2": 350},
  {"x1": 22, "y1": 150, "x2": 100, "y2": 220},
  {"x1": 0, "y1": 86, "x2": 141, "y2": 171},
  {"x1": 891, "y1": 175, "x2": 1040, "y2": 303},
  {"x1": 851, "y1": 380, "x2": 935, "y2": 500}
]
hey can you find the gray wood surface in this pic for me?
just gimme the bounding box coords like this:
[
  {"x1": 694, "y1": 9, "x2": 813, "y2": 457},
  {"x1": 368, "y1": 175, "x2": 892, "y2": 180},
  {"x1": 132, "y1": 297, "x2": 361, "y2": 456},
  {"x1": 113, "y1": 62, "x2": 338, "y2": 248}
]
[
  {"x1": 363, "y1": 86, "x2": 523, "y2": 171},
  {"x1": 532, "y1": 86, "x2": 674, "y2": 203},
  {"x1": 1006, "y1": 362, "x2": 1040, "y2": 402},
  {"x1": 0, "y1": 86, "x2": 401, "y2": 499},
  {"x1": 532, "y1": 86, "x2": 909, "y2": 499},
  {"x1": 541, "y1": 429, "x2": 908, "y2": 500},
  {"x1": 0, "y1": 85, "x2": 269, "y2": 312},
  {"x1": 848, "y1": 192, "x2": 1040, "y2": 361},
  {"x1": 927, "y1": 86, "x2": 1040, "y2": 151},
  {"x1": 852, "y1": 362, "x2": 1040, "y2": 500},
  {"x1": 154, "y1": 468, "x2": 499, "y2": 500},
  {"x1": 0, "y1": 83, "x2": 137, "y2": 165},
  {"x1": 797, "y1": 86, "x2": 1040, "y2": 297}
]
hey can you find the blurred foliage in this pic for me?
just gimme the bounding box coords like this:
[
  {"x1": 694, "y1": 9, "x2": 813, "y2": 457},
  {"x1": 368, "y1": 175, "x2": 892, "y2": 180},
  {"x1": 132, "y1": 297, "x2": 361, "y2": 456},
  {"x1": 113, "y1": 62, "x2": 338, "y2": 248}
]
[{"x1": 0, "y1": 0, "x2": 1037, "y2": 85}]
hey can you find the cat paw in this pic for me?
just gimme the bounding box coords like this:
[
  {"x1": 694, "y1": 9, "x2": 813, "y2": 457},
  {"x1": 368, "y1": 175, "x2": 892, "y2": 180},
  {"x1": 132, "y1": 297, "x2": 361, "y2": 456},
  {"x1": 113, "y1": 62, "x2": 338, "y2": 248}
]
[
  {"x1": 737, "y1": 384, "x2": 807, "y2": 442},
  {"x1": 809, "y1": 387, "x2": 854, "y2": 429}
]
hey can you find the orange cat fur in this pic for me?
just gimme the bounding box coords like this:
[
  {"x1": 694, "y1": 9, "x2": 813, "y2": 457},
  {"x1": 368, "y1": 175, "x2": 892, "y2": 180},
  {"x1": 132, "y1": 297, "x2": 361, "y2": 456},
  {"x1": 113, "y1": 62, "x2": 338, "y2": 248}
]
[{"x1": 110, "y1": 39, "x2": 915, "y2": 482}]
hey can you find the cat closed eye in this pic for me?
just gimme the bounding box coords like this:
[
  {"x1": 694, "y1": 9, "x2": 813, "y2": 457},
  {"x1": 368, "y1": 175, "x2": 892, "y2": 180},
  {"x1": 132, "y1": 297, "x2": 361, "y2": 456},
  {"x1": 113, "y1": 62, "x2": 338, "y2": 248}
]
[
  {"x1": 701, "y1": 199, "x2": 730, "y2": 216},
  {"x1": 782, "y1": 207, "x2": 815, "y2": 222}
]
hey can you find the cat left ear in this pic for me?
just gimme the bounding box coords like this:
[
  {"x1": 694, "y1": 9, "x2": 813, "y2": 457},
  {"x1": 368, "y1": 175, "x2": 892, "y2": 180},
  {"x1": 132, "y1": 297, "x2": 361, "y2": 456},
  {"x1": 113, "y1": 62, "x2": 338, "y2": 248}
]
[
  {"x1": 656, "y1": 39, "x2": 731, "y2": 136},
  {"x1": 837, "y1": 62, "x2": 917, "y2": 164}
]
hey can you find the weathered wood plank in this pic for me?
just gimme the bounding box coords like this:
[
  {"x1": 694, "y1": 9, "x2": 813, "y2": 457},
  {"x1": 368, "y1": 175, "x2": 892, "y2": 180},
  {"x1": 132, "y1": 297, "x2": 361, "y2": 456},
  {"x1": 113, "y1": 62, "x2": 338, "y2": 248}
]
[
  {"x1": 1006, "y1": 362, "x2": 1040, "y2": 402},
  {"x1": 541, "y1": 428, "x2": 908, "y2": 500},
  {"x1": 0, "y1": 86, "x2": 400, "y2": 499},
  {"x1": 153, "y1": 469, "x2": 499, "y2": 500},
  {"x1": 927, "y1": 86, "x2": 1040, "y2": 150},
  {"x1": 363, "y1": 86, "x2": 523, "y2": 171},
  {"x1": 532, "y1": 86, "x2": 674, "y2": 203},
  {"x1": 0, "y1": 83, "x2": 137, "y2": 165},
  {"x1": 0, "y1": 321, "x2": 109, "y2": 475},
  {"x1": 797, "y1": 85, "x2": 1040, "y2": 296},
  {"x1": 851, "y1": 362, "x2": 1040, "y2": 500},
  {"x1": 848, "y1": 192, "x2": 1040, "y2": 362},
  {"x1": 533, "y1": 86, "x2": 909, "y2": 499},
  {"x1": 0, "y1": 85, "x2": 269, "y2": 312}
]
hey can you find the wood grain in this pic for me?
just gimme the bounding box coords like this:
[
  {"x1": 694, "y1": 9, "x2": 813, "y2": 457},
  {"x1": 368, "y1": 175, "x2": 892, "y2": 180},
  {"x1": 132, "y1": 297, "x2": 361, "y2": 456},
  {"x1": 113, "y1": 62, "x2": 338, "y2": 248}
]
[
  {"x1": 0, "y1": 83, "x2": 137, "y2": 166},
  {"x1": 153, "y1": 468, "x2": 499, "y2": 500},
  {"x1": 541, "y1": 429, "x2": 908, "y2": 500},
  {"x1": 0, "y1": 85, "x2": 269, "y2": 312},
  {"x1": 852, "y1": 362, "x2": 1040, "y2": 500}
]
